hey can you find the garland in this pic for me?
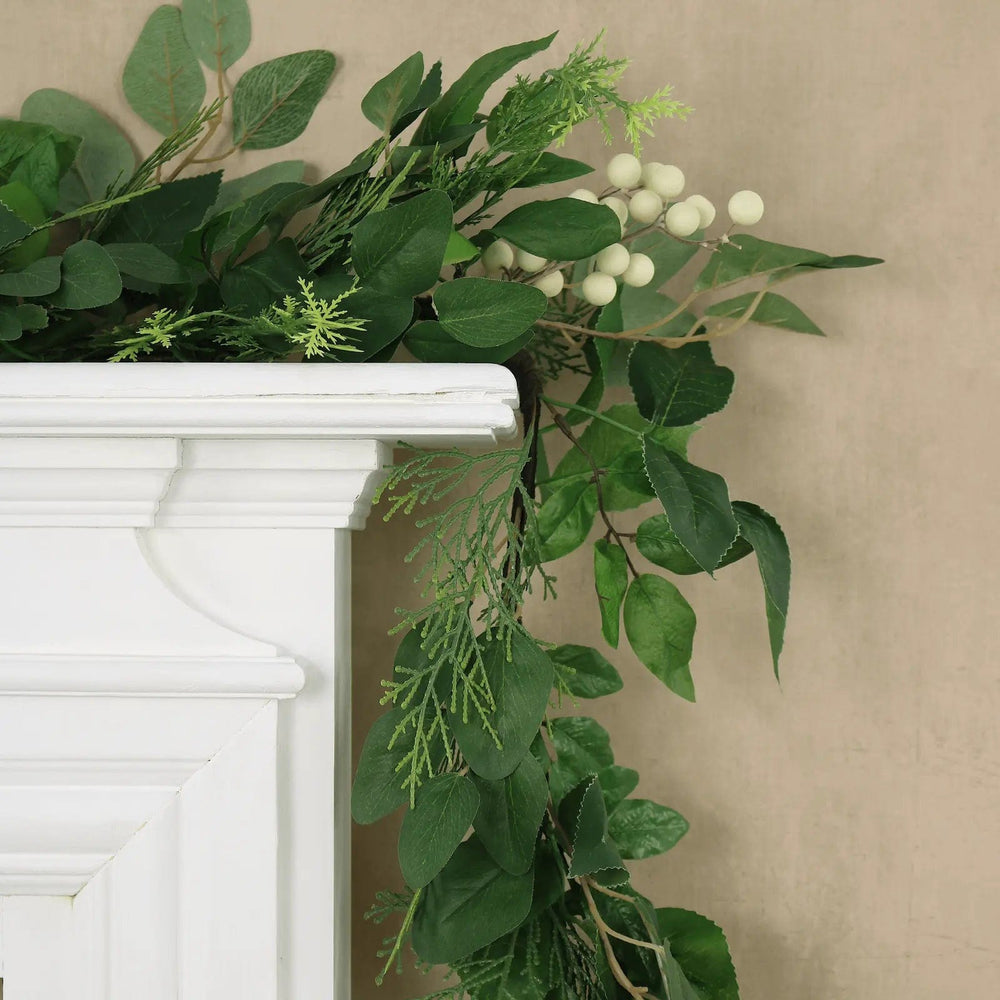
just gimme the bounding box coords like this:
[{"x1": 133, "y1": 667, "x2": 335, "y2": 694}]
[{"x1": 0, "y1": 3, "x2": 881, "y2": 997}]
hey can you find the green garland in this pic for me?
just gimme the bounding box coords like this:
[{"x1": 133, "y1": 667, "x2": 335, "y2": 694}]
[{"x1": 0, "y1": 3, "x2": 881, "y2": 997}]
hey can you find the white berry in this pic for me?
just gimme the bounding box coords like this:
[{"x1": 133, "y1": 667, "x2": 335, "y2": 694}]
[
  {"x1": 728, "y1": 190, "x2": 764, "y2": 226},
  {"x1": 641, "y1": 162, "x2": 685, "y2": 199},
  {"x1": 532, "y1": 270, "x2": 565, "y2": 298},
  {"x1": 664, "y1": 201, "x2": 701, "y2": 238},
  {"x1": 568, "y1": 188, "x2": 599, "y2": 204},
  {"x1": 606, "y1": 152, "x2": 642, "y2": 189},
  {"x1": 516, "y1": 248, "x2": 547, "y2": 273},
  {"x1": 594, "y1": 242, "x2": 630, "y2": 276},
  {"x1": 580, "y1": 271, "x2": 618, "y2": 307},
  {"x1": 481, "y1": 239, "x2": 514, "y2": 272},
  {"x1": 599, "y1": 196, "x2": 629, "y2": 234},
  {"x1": 628, "y1": 189, "x2": 664, "y2": 224},
  {"x1": 622, "y1": 252, "x2": 655, "y2": 288},
  {"x1": 685, "y1": 194, "x2": 716, "y2": 229}
]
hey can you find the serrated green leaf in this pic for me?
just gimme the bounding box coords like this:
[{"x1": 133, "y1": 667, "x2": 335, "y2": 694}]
[
  {"x1": 512, "y1": 151, "x2": 594, "y2": 188},
  {"x1": 450, "y1": 631, "x2": 553, "y2": 781},
  {"x1": 732, "y1": 501, "x2": 791, "y2": 678},
  {"x1": 45, "y1": 240, "x2": 121, "y2": 309},
  {"x1": 352, "y1": 189, "x2": 452, "y2": 298},
  {"x1": 472, "y1": 753, "x2": 548, "y2": 875},
  {"x1": 21, "y1": 89, "x2": 135, "y2": 205},
  {"x1": 490, "y1": 198, "x2": 620, "y2": 261},
  {"x1": 642, "y1": 438, "x2": 739, "y2": 576},
  {"x1": 593, "y1": 539, "x2": 628, "y2": 647},
  {"x1": 560, "y1": 775, "x2": 629, "y2": 885},
  {"x1": 232, "y1": 50, "x2": 336, "y2": 150},
  {"x1": 597, "y1": 765, "x2": 639, "y2": 813},
  {"x1": 362, "y1": 52, "x2": 424, "y2": 132},
  {"x1": 624, "y1": 574, "x2": 697, "y2": 701},
  {"x1": 657, "y1": 908, "x2": 740, "y2": 1000},
  {"x1": 414, "y1": 33, "x2": 555, "y2": 143},
  {"x1": 628, "y1": 340, "x2": 734, "y2": 428},
  {"x1": 0, "y1": 200, "x2": 34, "y2": 252},
  {"x1": 693, "y1": 234, "x2": 828, "y2": 292},
  {"x1": 434, "y1": 276, "x2": 546, "y2": 348},
  {"x1": 123, "y1": 6, "x2": 206, "y2": 135},
  {"x1": 551, "y1": 644, "x2": 623, "y2": 699},
  {"x1": 104, "y1": 242, "x2": 186, "y2": 284},
  {"x1": 637, "y1": 514, "x2": 752, "y2": 576},
  {"x1": 404, "y1": 319, "x2": 532, "y2": 364},
  {"x1": 548, "y1": 715, "x2": 614, "y2": 804},
  {"x1": 705, "y1": 291, "x2": 824, "y2": 335},
  {"x1": 536, "y1": 479, "x2": 597, "y2": 563},
  {"x1": 608, "y1": 798, "x2": 689, "y2": 859},
  {"x1": 398, "y1": 772, "x2": 480, "y2": 889},
  {"x1": 412, "y1": 837, "x2": 534, "y2": 965},
  {"x1": 14, "y1": 303, "x2": 47, "y2": 330},
  {"x1": 181, "y1": 0, "x2": 251, "y2": 70},
  {"x1": 0, "y1": 255, "x2": 61, "y2": 297},
  {"x1": 0, "y1": 305, "x2": 22, "y2": 342},
  {"x1": 0, "y1": 180, "x2": 50, "y2": 265}
]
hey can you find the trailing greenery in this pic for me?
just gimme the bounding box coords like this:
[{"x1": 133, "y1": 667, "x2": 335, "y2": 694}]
[{"x1": 0, "y1": 3, "x2": 880, "y2": 997}]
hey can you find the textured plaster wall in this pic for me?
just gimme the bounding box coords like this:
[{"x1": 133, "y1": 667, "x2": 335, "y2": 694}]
[{"x1": 3, "y1": 2, "x2": 998, "y2": 997}]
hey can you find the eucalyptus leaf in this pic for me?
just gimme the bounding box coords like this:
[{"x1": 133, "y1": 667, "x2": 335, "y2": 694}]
[
  {"x1": 351, "y1": 708, "x2": 411, "y2": 824},
  {"x1": 232, "y1": 50, "x2": 337, "y2": 150},
  {"x1": 705, "y1": 291, "x2": 824, "y2": 335},
  {"x1": 490, "y1": 199, "x2": 620, "y2": 261},
  {"x1": 181, "y1": 0, "x2": 252, "y2": 69},
  {"x1": 434, "y1": 276, "x2": 546, "y2": 348},
  {"x1": 14, "y1": 303, "x2": 48, "y2": 330},
  {"x1": 362, "y1": 52, "x2": 424, "y2": 132},
  {"x1": 472, "y1": 753, "x2": 548, "y2": 875},
  {"x1": 411, "y1": 837, "x2": 534, "y2": 965},
  {"x1": 608, "y1": 798, "x2": 689, "y2": 859},
  {"x1": 0, "y1": 305, "x2": 22, "y2": 342},
  {"x1": 211, "y1": 160, "x2": 306, "y2": 217},
  {"x1": 449, "y1": 630, "x2": 553, "y2": 781},
  {"x1": 0, "y1": 256, "x2": 61, "y2": 297},
  {"x1": 593, "y1": 539, "x2": 628, "y2": 647},
  {"x1": 642, "y1": 438, "x2": 739, "y2": 576},
  {"x1": 624, "y1": 574, "x2": 697, "y2": 701},
  {"x1": 550, "y1": 644, "x2": 623, "y2": 699},
  {"x1": 123, "y1": 5, "x2": 206, "y2": 134},
  {"x1": 45, "y1": 240, "x2": 121, "y2": 309},
  {"x1": 398, "y1": 772, "x2": 480, "y2": 889},
  {"x1": 733, "y1": 501, "x2": 791, "y2": 678},
  {"x1": 404, "y1": 319, "x2": 531, "y2": 364}
]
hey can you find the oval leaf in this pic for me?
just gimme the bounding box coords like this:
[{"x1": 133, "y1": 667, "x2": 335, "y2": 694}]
[
  {"x1": 0, "y1": 305, "x2": 22, "y2": 342},
  {"x1": 123, "y1": 5, "x2": 206, "y2": 135},
  {"x1": 232, "y1": 50, "x2": 336, "y2": 150},
  {"x1": 624, "y1": 574, "x2": 697, "y2": 701},
  {"x1": 608, "y1": 798, "x2": 689, "y2": 859},
  {"x1": 104, "y1": 243, "x2": 186, "y2": 284},
  {"x1": 594, "y1": 539, "x2": 628, "y2": 647},
  {"x1": 637, "y1": 514, "x2": 752, "y2": 576},
  {"x1": 404, "y1": 320, "x2": 532, "y2": 364},
  {"x1": 46, "y1": 241, "x2": 121, "y2": 309},
  {"x1": 350, "y1": 708, "x2": 411, "y2": 824},
  {"x1": 491, "y1": 198, "x2": 620, "y2": 260},
  {"x1": 398, "y1": 773, "x2": 480, "y2": 889},
  {"x1": 472, "y1": 753, "x2": 548, "y2": 874},
  {"x1": 362, "y1": 52, "x2": 424, "y2": 132},
  {"x1": 0, "y1": 256, "x2": 61, "y2": 297},
  {"x1": 537, "y1": 480, "x2": 597, "y2": 563},
  {"x1": 433, "y1": 276, "x2": 546, "y2": 348},
  {"x1": 181, "y1": 0, "x2": 252, "y2": 70},
  {"x1": 550, "y1": 644, "x2": 623, "y2": 700},
  {"x1": 657, "y1": 908, "x2": 740, "y2": 1000}
]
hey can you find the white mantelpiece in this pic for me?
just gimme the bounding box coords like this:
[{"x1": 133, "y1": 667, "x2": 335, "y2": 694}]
[{"x1": 0, "y1": 364, "x2": 518, "y2": 1000}]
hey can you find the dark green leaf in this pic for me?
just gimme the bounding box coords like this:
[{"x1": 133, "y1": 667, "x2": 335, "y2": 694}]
[
  {"x1": 0, "y1": 305, "x2": 22, "y2": 342},
  {"x1": 593, "y1": 539, "x2": 628, "y2": 647},
  {"x1": 629, "y1": 229, "x2": 700, "y2": 285},
  {"x1": 657, "y1": 908, "x2": 740, "y2": 1000},
  {"x1": 536, "y1": 480, "x2": 597, "y2": 563},
  {"x1": 565, "y1": 368, "x2": 604, "y2": 427},
  {"x1": 219, "y1": 237, "x2": 308, "y2": 312},
  {"x1": 512, "y1": 151, "x2": 594, "y2": 187},
  {"x1": 352, "y1": 189, "x2": 453, "y2": 297},
  {"x1": 551, "y1": 644, "x2": 622, "y2": 699},
  {"x1": 232, "y1": 50, "x2": 337, "y2": 150},
  {"x1": 0, "y1": 201, "x2": 34, "y2": 251},
  {"x1": 123, "y1": 5, "x2": 206, "y2": 134},
  {"x1": 628, "y1": 340, "x2": 734, "y2": 427},
  {"x1": 560, "y1": 775, "x2": 629, "y2": 885},
  {"x1": 398, "y1": 772, "x2": 480, "y2": 888},
  {"x1": 694, "y1": 234, "x2": 829, "y2": 292},
  {"x1": 362, "y1": 52, "x2": 425, "y2": 132},
  {"x1": 103, "y1": 172, "x2": 222, "y2": 253},
  {"x1": 620, "y1": 285, "x2": 698, "y2": 338},
  {"x1": 705, "y1": 291, "x2": 823, "y2": 335},
  {"x1": 797, "y1": 252, "x2": 884, "y2": 270},
  {"x1": 490, "y1": 198, "x2": 620, "y2": 261},
  {"x1": 7, "y1": 136, "x2": 71, "y2": 214},
  {"x1": 637, "y1": 514, "x2": 752, "y2": 576},
  {"x1": 472, "y1": 753, "x2": 548, "y2": 874},
  {"x1": 434, "y1": 276, "x2": 545, "y2": 348},
  {"x1": 643, "y1": 438, "x2": 739, "y2": 575},
  {"x1": 104, "y1": 243, "x2": 186, "y2": 284},
  {"x1": 411, "y1": 837, "x2": 534, "y2": 964},
  {"x1": 624, "y1": 574, "x2": 697, "y2": 701},
  {"x1": 609, "y1": 798, "x2": 689, "y2": 859},
  {"x1": 15, "y1": 303, "x2": 48, "y2": 330},
  {"x1": 0, "y1": 256, "x2": 61, "y2": 297},
  {"x1": 392, "y1": 60, "x2": 442, "y2": 135},
  {"x1": 212, "y1": 181, "x2": 306, "y2": 258},
  {"x1": 548, "y1": 715, "x2": 614, "y2": 803},
  {"x1": 404, "y1": 319, "x2": 531, "y2": 364},
  {"x1": 414, "y1": 33, "x2": 555, "y2": 142},
  {"x1": 450, "y1": 630, "x2": 554, "y2": 781},
  {"x1": 211, "y1": 161, "x2": 306, "y2": 217},
  {"x1": 351, "y1": 708, "x2": 411, "y2": 824},
  {"x1": 597, "y1": 765, "x2": 639, "y2": 813},
  {"x1": 46, "y1": 240, "x2": 121, "y2": 309},
  {"x1": 733, "y1": 501, "x2": 791, "y2": 678},
  {"x1": 21, "y1": 89, "x2": 135, "y2": 204},
  {"x1": 181, "y1": 0, "x2": 251, "y2": 69}
]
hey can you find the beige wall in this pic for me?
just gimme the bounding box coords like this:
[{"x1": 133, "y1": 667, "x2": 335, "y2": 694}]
[{"x1": 4, "y1": 2, "x2": 998, "y2": 997}]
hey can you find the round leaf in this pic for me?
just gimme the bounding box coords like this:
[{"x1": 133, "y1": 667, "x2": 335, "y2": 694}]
[
  {"x1": 181, "y1": 0, "x2": 252, "y2": 70},
  {"x1": 0, "y1": 256, "x2": 61, "y2": 298},
  {"x1": 45, "y1": 241, "x2": 121, "y2": 310},
  {"x1": 472, "y1": 754, "x2": 548, "y2": 875},
  {"x1": 351, "y1": 708, "x2": 410, "y2": 824},
  {"x1": 433, "y1": 277, "x2": 546, "y2": 348}
]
